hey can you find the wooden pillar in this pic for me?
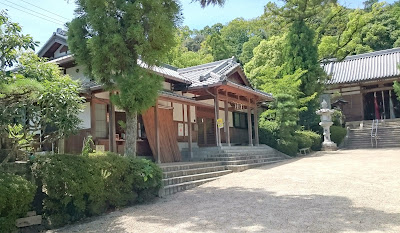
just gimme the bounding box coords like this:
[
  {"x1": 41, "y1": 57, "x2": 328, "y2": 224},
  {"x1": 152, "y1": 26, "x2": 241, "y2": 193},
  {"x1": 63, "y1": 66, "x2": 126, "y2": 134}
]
[
  {"x1": 182, "y1": 103, "x2": 185, "y2": 141},
  {"x1": 215, "y1": 89, "x2": 221, "y2": 147},
  {"x1": 224, "y1": 99, "x2": 231, "y2": 147},
  {"x1": 108, "y1": 97, "x2": 117, "y2": 153},
  {"x1": 90, "y1": 99, "x2": 96, "y2": 141},
  {"x1": 360, "y1": 93, "x2": 365, "y2": 120},
  {"x1": 254, "y1": 104, "x2": 259, "y2": 146},
  {"x1": 381, "y1": 90, "x2": 386, "y2": 119},
  {"x1": 187, "y1": 105, "x2": 193, "y2": 160},
  {"x1": 154, "y1": 100, "x2": 161, "y2": 163},
  {"x1": 247, "y1": 106, "x2": 253, "y2": 146}
]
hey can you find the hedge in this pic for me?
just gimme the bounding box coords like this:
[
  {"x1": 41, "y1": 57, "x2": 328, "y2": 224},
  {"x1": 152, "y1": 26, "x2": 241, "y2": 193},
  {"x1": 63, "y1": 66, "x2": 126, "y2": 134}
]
[
  {"x1": 295, "y1": 130, "x2": 322, "y2": 151},
  {"x1": 0, "y1": 173, "x2": 35, "y2": 233},
  {"x1": 331, "y1": 126, "x2": 347, "y2": 145},
  {"x1": 31, "y1": 152, "x2": 162, "y2": 227}
]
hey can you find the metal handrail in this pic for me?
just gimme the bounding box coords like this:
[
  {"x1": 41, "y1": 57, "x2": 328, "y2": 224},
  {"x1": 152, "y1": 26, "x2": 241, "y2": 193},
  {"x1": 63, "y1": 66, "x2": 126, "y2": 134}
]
[{"x1": 370, "y1": 119, "x2": 378, "y2": 148}]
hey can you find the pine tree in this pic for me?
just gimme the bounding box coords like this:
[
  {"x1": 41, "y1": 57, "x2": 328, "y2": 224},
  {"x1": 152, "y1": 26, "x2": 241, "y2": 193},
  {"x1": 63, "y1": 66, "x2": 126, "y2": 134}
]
[{"x1": 68, "y1": 0, "x2": 180, "y2": 156}]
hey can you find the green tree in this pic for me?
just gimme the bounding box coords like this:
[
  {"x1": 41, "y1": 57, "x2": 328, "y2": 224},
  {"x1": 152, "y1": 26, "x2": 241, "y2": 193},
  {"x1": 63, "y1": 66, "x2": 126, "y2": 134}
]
[
  {"x1": 394, "y1": 81, "x2": 400, "y2": 101},
  {"x1": 68, "y1": 0, "x2": 180, "y2": 156},
  {"x1": 220, "y1": 18, "x2": 252, "y2": 60},
  {"x1": 363, "y1": 0, "x2": 378, "y2": 11},
  {"x1": 193, "y1": 0, "x2": 225, "y2": 7},
  {"x1": 240, "y1": 35, "x2": 262, "y2": 65},
  {"x1": 317, "y1": 4, "x2": 383, "y2": 60},
  {"x1": 361, "y1": 2, "x2": 400, "y2": 51},
  {"x1": 0, "y1": 11, "x2": 37, "y2": 69},
  {"x1": 0, "y1": 13, "x2": 83, "y2": 163},
  {"x1": 0, "y1": 52, "x2": 83, "y2": 164},
  {"x1": 202, "y1": 33, "x2": 231, "y2": 61}
]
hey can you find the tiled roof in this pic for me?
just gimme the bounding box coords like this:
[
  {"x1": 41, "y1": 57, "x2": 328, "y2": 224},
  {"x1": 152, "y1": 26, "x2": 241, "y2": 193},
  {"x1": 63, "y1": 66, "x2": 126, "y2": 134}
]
[
  {"x1": 49, "y1": 55, "x2": 190, "y2": 88},
  {"x1": 137, "y1": 60, "x2": 190, "y2": 83},
  {"x1": 323, "y1": 48, "x2": 400, "y2": 85},
  {"x1": 178, "y1": 57, "x2": 241, "y2": 87}
]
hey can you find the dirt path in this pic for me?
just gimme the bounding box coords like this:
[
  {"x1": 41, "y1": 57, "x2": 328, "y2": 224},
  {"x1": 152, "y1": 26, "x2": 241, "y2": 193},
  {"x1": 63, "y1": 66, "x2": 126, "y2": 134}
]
[{"x1": 49, "y1": 149, "x2": 400, "y2": 233}]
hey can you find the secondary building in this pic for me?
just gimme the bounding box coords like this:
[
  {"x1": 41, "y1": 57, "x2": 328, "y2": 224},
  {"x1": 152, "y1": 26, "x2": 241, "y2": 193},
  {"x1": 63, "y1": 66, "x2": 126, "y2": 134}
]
[
  {"x1": 323, "y1": 48, "x2": 400, "y2": 122},
  {"x1": 38, "y1": 29, "x2": 273, "y2": 162}
]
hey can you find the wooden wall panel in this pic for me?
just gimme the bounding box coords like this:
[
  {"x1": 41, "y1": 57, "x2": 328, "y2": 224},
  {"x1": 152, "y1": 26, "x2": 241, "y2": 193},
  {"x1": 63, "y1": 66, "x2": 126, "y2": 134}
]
[
  {"x1": 142, "y1": 107, "x2": 181, "y2": 163},
  {"x1": 65, "y1": 129, "x2": 91, "y2": 154},
  {"x1": 341, "y1": 94, "x2": 363, "y2": 121}
]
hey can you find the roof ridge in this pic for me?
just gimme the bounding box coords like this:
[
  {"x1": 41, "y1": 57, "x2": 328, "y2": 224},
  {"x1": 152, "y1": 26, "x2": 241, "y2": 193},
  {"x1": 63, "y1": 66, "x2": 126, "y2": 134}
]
[
  {"x1": 177, "y1": 57, "x2": 233, "y2": 73},
  {"x1": 343, "y1": 47, "x2": 400, "y2": 61}
]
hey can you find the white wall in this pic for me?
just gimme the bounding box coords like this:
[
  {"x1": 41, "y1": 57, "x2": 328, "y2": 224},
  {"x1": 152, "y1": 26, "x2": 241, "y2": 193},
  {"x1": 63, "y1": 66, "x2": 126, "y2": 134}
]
[
  {"x1": 95, "y1": 92, "x2": 110, "y2": 100},
  {"x1": 66, "y1": 65, "x2": 90, "y2": 84},
  {"x1": 78, "y1": 102, "x2": 91, "y2": 129},
  {"x1": 173, "y1": 103, "x2": 196, "y2": 123},
  {"x1": 163, "y1": 82, "x2": 171, "y2": 90},
  {"x1": 54, "y1": 45, "x2": 68, "y2": 59}
]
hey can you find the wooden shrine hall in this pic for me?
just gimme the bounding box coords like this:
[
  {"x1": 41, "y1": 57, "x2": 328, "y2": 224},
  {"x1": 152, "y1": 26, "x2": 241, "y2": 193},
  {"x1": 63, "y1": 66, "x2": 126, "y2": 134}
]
[{"x1": 38, "y1": 29, "x2": 274, "y2": 163}]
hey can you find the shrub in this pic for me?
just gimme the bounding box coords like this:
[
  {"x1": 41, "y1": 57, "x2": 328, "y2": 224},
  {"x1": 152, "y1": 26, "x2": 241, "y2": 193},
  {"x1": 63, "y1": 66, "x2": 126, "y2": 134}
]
[
  {"x1": 259, "y1": 120, "x2": 279, "y2": 149},
  {"x1": 331, "y1": 126, "x2": 347, "y2": 145},
  {"x1": 295, "y1": 130, "x2": 322, "y2": 151},
  {"x1": 0, "y1": 173, "x2": 35, "y2": 233},
  {"x1": 31, "y1": 153, "x2": 162, "y2": 228},
  {"x1": 277, "y1": 139, "x2": 298, "y2": 157}
]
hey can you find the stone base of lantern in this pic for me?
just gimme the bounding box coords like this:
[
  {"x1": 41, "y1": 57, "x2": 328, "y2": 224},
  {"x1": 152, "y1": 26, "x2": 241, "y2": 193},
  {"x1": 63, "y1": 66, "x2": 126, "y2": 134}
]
[{"x1": 321, "y1": 141, "x2": 338, "y2": 151}]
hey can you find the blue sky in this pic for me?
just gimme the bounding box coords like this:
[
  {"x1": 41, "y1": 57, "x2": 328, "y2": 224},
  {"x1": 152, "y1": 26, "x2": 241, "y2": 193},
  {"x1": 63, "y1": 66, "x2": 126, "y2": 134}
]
[{"x1": 0, "y1": 0, "x2": 395, "y2": 50}]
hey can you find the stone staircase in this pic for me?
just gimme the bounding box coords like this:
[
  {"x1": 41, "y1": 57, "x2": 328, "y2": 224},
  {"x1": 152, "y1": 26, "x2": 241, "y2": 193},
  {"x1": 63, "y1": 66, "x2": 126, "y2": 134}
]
[
  {"x1": 345, "y1": 120, "x2": 400, "y2": 149},
  {"x1": 203, "y1": 146, "x2": 290, "y2": 172},
  {"x1": 160, "y1": 145, "x2": 290, "y2": 196},
  {"x1": 160, "y1": 161, "x2": 232, "y2": 196}
]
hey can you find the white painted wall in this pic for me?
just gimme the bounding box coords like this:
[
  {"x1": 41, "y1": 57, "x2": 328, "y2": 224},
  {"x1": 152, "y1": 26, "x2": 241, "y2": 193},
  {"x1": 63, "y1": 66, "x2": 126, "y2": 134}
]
[
  {"x1": 163, "y1": 82, "x2": 171, "y2": 90},
  {"x1": 95, "y1": 92, "x2": 110, "y2": 99},
  {"x1": 172, "y1": 103, "x2": 196, "y2": 123},
  {"x1": 78, "y1": 102, "x2": 91, "y2": 129},
  {"x1": 66, "y1": 65, "x2": 90, "y2": 84},
  {"x1": 54, "y1": 45, "x2": 68, "y2": 59}
]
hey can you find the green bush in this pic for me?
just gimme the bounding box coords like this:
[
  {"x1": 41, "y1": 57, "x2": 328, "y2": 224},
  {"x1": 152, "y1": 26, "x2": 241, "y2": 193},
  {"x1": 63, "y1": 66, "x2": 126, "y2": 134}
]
[
  {"x1": 331, "y1": 126, "x2": 347, "y2": 145},
  {"x1": 0, "y1": 173, "x2": 35, "y2": 233},
  {"x1": 277, "y1": 139, "x2": 298, "y2": 157},
  {"x1": 295, "y1": 130, "x2": 322, "y2": 151},
  {"x1": 31, "y1": 153, "x2": 162, "y2": 227},
  {"x1": 259, "y1": 120, "x2": 279, "y2": 149}
]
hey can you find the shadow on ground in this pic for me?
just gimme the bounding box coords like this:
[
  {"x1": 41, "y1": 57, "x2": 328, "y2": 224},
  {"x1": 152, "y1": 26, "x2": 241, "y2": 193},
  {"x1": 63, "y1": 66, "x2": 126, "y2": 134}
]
[{"x1": 91, "y1": 186, "x2": 400, "y2": 233}]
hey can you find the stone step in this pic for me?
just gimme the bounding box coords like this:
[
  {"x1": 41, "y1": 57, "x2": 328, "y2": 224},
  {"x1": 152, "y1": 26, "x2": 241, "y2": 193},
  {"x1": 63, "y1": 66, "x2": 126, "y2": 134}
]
[
  {"x1": 162, "y1": 165, "x2": 227, "y2": 178},
  {"x1": 163, "y1": 170, "x2": 232, "y2": 186},
  {"x1": 192, "y1": 150, "x2": 276, "y2": 157},
  {"x1": 160, "y1": 161, "x2": 224, "y2": 172},
  {"x1": 206, "y1": 152, "x2": 279, "y2": 158},
  {"x1": 227, "y1": 159, "x2": 286, "y2": 172},
  {"x1": 346, "y1": 142, "x2": 400, "y2": 147},
  {"x1": 350, "y1": 131, "x2": 400, "y2": 135},
  {"x1": 348, "y1": 138, "x2": 400, "y2": 142},
  {"x1": 161, "y1": 177, "x2": 220, "y2": 197},
  {"x1": 219, "y1": 157, "x2": 283, "y2": 166},
  {"x1": 206, "y1": 154, "x2": 279, "y2": 161}
]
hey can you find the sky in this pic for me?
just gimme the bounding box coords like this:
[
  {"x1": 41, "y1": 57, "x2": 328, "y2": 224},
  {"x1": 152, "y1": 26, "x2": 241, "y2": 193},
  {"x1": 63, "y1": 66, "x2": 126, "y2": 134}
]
[{"x1": 0, "y1": 0, "x2": 396, "y2": 50}]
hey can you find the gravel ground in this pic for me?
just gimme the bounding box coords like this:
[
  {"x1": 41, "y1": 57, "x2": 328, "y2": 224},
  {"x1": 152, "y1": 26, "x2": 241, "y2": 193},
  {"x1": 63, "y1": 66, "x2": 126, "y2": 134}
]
[{"x1": 49, "y1": 149, "x2": 400, "y2": 233}]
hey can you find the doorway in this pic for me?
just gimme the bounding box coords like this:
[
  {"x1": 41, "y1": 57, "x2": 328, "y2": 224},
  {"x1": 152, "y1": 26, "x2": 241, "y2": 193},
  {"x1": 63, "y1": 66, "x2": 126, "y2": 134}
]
[
  {"x1": 364, "y1": 90, "x2": 400, "y2": 120},
  {"x1": 197, "y1": 117, "x2": 216, "y2": 147}
]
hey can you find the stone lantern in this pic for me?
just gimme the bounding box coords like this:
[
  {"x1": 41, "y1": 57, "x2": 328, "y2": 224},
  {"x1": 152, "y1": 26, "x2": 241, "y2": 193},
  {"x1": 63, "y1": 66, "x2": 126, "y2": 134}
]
[{"x1": 316, "y1": 99, "x2": 337, "y2": 151}]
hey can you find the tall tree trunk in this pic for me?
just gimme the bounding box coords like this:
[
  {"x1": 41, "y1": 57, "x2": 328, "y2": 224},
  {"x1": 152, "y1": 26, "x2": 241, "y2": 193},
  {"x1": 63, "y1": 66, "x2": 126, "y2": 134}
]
[{"x1": 125, "y1": 111, "x2": 137, "y2": 156}]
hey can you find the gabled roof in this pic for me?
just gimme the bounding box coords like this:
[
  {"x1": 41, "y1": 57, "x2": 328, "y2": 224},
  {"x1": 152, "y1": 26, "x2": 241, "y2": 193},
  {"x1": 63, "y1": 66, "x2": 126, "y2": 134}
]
[
  {"x1": 178, "y1": 57, "x2": 249, "y2": 88},
  {"x1": 137, "y1": 60, "x2": 190, "y2": 84},
  {"x1": 38, "y1": 28, "x2": 68, "y2": 59},
  {"x1": 41, "y1": 29, "x2": 272, "y2": 101},
  {"x1": 323, "y1": 47, "x2": 400, "y2": 85}
]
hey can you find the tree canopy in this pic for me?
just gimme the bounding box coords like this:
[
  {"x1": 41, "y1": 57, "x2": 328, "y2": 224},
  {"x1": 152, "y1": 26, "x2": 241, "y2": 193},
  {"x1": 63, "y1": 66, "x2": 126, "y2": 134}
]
[
  {"x1": 68, "y1": 0, "x2": 181, "y2": 156},
  {"x1": 0, "y1": 11, "x2": 83, "y2": 164}
]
